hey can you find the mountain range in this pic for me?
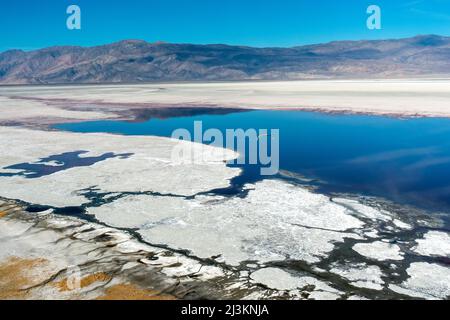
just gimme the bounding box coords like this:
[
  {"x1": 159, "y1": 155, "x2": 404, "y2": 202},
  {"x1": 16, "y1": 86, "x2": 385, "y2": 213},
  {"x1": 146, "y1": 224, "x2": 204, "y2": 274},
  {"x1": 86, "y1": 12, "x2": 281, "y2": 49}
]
[{"x1": 1, "y1": 35, "x2": 449, "y2": 84}]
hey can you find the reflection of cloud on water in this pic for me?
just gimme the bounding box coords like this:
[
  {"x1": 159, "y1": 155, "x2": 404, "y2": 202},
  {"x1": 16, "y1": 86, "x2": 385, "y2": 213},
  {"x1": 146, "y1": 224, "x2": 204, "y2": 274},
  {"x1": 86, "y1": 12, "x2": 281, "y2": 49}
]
[
  {"x1": 347, "y1": 147, "x2": 439, "y2": 164},
  {"x1": 404, "y1": 156, "x2": 450, "y2": 171}
]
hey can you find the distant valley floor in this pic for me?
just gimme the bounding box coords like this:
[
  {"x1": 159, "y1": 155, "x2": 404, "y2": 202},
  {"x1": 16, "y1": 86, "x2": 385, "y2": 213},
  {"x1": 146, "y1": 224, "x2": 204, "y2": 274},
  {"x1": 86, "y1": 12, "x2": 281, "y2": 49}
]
[{"x1": 2, "y1": 80, "x2": 450, "y2": 119}]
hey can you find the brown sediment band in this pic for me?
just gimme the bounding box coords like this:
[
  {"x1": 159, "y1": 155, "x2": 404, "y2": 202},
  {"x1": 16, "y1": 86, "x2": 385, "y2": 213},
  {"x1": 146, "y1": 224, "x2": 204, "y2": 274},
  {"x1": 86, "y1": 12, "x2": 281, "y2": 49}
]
[
  {"x1": 96, "y1": 283, "x2": 176, "y2": 300},
  {"x1": 0, "y1": 257, "x2": 49, "y2": 300},
  {"x1": 54, "y1": 272, "x2": 112, "y2": 292}
]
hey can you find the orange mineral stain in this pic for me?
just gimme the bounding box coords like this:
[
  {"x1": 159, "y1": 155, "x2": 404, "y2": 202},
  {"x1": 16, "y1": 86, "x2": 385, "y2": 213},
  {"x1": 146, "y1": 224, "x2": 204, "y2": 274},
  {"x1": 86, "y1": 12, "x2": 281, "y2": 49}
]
[
  {"x1": 96, "y1": 283, "x2": 176, "y2": 300},
  {"x1": 54, "y1": 272, "x2": 112, "y2": 292},
  {"x1": 0, "y1": 257, "x2": 48, "y2": 299}
]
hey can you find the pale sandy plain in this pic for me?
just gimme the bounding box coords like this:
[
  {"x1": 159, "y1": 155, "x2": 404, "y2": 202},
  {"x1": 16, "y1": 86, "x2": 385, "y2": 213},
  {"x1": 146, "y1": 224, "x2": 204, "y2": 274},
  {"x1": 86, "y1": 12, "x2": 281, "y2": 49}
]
[
  {"x1": 1, "y1": 79, "x2": 450, "y2": 117},
  {"x1": 0, "y1": 81, "x2": 449, "y2": 300}
]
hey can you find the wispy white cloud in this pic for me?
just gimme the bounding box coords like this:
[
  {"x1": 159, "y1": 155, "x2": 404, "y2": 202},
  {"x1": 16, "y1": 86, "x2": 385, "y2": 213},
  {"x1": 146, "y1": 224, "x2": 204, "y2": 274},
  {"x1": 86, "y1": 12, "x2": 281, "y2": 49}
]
[
  {"x1": 410, "y1": 8, "x2": 450, "y2": 21},
  {"x1": 401, "y1": 0, "x2": 426, "y2": 8},
  {"x1": 402, "y1": 0, "x2": 450, "y2": 21}
]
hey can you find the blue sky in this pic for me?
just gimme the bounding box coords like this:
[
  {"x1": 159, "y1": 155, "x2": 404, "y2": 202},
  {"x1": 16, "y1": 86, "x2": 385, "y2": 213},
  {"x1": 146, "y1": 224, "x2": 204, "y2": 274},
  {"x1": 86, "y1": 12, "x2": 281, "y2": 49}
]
[{"x1": 1, "y1": 0, "x2": 449, "y2": 52}]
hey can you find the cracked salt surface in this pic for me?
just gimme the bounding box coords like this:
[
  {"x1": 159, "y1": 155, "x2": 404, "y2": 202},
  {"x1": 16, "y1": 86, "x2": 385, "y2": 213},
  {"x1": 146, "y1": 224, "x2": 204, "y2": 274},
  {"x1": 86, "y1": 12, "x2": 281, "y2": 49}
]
[
  {"x1": 0, "y1": 206, "x2": 237, "y2": 299},
  {"x1": 85, "y1": 176, "x2": 450, "y2": 299},
  {"x1": 333, "y1": 198, "x2": 414, "y2": 231},
  {"x1": 330, "y1": 263, "x2": 385, "y2": 291},
  {"x1": 333, "y1": 198, "x2": 392, "y2": 222},
  {"x1": 1, "y1": 202, "x2": 358, "y2": 300},
  {"x1": 0, "y1": 122, "x2": 448, "y2": 299},
  {"x1": 250, "y1": 268, "x2": 341, "y2": 299},
  {"x1": 389, "y1": 263, "x2": 450, "y2": 300},
  {"x1": 0, "y1": 127, "x2": 239, "y2": 207},
  {"x1": 352, "y1": 241, "x2": 404, "y2": 261},
  {"x1": 413, "y1": 231, "x2": 450, "y2": 257},
  {"x1": 89, "y1": 179, "x2": 365, "y2": 266}
]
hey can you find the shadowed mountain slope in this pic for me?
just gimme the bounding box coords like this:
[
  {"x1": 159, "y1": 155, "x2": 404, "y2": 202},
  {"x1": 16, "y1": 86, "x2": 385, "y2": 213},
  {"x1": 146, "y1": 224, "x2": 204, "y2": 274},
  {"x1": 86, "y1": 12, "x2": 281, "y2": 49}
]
[{"x1": 1, "y1": 35, "x2": 449, "y2": 84}]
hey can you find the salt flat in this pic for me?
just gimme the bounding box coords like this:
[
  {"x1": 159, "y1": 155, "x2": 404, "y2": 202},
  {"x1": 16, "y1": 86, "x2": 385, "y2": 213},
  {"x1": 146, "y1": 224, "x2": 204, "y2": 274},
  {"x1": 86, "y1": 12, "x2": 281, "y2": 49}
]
[
  {"x1": 87, "y1": 179, "x2": 366, "y2": 266},
  {"x1": 0, "y1": 200, "x2": 272, "y2": 300},
  {"x1": 0, "y1": 126, "x2": 239, "y2": 206},
  {"x1": 0, "y1": 87, "x2": 449, "y2": 299},
  {"x1": 1, "y1": 79, "x2": 450, "y2": 117}
]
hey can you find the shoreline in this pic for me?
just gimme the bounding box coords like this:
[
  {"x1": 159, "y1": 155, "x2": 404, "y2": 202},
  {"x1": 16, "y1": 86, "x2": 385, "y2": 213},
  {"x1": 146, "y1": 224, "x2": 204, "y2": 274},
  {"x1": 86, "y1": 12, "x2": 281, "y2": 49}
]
[
  {"x1": 13, "y1": 96, "x2": 448, "y2": 120},
  {"x1": 1, "y1": 80, "x2": 450, "y2": 119},
  {"x1": 0, "y1": 84, "x2": 449, "y2": 300}
]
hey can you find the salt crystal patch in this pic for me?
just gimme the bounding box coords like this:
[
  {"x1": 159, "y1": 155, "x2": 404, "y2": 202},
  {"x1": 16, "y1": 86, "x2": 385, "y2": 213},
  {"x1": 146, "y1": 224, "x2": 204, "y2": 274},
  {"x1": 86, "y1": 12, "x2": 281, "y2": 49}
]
[
  {"x1": 330, "y1": 263, "x2": 385, "y2": 291},
  {"x1": 389, "y1": 263, "x2": 450, "y2": 300},
  {"x1": 413, "y1": 231, "x2": 450, "y2": 258},
  {"x1": 250, "y1": 267, "x2": 340, "y2": 296},
  {"x1": 353, "y1": 241, "x2": 404, "y2": 261},
  {"x1": 89, "y1": 179, "x2": 365, "y2": 266}
]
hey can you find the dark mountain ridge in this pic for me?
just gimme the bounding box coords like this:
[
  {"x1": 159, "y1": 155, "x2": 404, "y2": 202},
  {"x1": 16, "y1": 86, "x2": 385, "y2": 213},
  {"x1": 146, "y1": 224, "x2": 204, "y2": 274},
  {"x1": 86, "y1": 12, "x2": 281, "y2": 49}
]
[{"x1": 1, "y1": 35, "x2": 449, "y2": 84}]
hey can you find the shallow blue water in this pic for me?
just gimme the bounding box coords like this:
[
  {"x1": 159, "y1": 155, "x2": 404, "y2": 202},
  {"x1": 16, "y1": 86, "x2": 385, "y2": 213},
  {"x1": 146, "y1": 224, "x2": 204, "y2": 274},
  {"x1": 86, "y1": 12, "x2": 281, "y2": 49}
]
[
  {"x1": 0, "y1": 151, "x2": 132, "y2": 179},
  {"x1": 55, "y1": 109, "x2": 450, "y2": 213}
]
